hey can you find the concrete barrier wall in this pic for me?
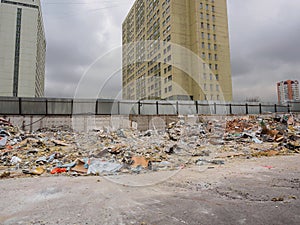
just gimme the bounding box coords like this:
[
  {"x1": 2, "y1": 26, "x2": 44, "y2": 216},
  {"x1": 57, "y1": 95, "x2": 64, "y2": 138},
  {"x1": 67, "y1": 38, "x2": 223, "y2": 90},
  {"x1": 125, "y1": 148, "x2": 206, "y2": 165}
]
[{"x1": 2, "y1": 113, "x2": 299, "y2": 133}]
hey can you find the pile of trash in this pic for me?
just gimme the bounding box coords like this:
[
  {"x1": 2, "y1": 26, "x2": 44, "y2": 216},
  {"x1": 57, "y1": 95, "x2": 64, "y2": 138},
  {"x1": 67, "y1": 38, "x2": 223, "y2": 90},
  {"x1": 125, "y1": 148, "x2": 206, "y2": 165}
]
[{"x1": 0, "y1": 114, "x2": 299, "y2": 179}]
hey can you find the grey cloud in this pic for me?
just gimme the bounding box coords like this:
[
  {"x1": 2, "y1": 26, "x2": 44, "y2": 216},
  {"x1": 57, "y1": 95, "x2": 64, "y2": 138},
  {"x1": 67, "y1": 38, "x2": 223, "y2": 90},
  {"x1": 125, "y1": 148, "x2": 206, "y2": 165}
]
[
  {"x1": 228, "y1": 0, "x2": 300, "y2": 102},
  {"x1": 42, "y1": 0, "x2": 299, "y2": 103}
]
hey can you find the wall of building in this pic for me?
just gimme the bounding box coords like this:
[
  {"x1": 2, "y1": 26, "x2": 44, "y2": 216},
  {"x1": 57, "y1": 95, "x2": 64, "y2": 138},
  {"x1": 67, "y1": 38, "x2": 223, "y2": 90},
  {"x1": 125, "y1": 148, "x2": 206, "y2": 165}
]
[
  {"x1": 122, "y1": 0, "x2": 233, "y2": 102},
  {"x1": 277, "y1": 80, "x2": 300, "y2": 103},
  {"x1": 0, "y1": 0, "x2": 45, "y2": 97}
]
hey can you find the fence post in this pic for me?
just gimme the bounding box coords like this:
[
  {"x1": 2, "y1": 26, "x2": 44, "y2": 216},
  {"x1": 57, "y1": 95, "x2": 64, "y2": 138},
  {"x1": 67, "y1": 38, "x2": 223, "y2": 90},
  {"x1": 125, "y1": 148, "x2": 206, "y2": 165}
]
[
  {"x1": 288, "y1": 104, "x2": 291, "y2": 113},
  {"x1": 274, "y1": 104, "x2": 277, "y2": 113},
  {"x1": 95, "y1": 99, "x2": 98, "y2": 115},
  {"x1": 259, "y1": 103, "x2": 262, "y2": 114},
  {"x1": 214, "y1": 102, "x2": 217, "y2": 114},
  {"x1": 195, "y1": 101, "x2": 199, "y2": 114},
  {"x1": 117, "y1": 101, "x2": 120, "y2": 115},
  {"x1": 71, "y1": 99, "x2": 74, "y2": 115},
  {"x1": 138, "y1": 101, "x2": 141, "y2": 115},
  {"x1": 176, "y1": 101, "x2": 179, "y2": 115},
  {"x1": 245, "y1": 103, "x2": 249, "y2": 115},
  {"x1": 46, "y1": 99, "x2": 48, "y2": 115},
  {"x1": 19, "y1": 97, "x2": 22, "y2": 115},
  {"x1": 229, "y1": 103, "x2": 232, "y2": 115},
  {"x1": 156, "y1": 101, "x2": 159, "y2": 115}
]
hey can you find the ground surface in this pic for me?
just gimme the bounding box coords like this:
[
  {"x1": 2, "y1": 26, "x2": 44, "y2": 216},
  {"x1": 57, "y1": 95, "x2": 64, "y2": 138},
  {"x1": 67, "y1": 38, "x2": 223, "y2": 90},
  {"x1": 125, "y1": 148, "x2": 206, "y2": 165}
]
[{"x1": 1, "y1": 155, "x2": 300, "y2": 225}]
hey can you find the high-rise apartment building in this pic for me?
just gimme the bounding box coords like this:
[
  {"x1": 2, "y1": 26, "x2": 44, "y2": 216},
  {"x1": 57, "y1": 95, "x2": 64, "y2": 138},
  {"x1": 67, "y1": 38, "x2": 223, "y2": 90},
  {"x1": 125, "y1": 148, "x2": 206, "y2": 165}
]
[
  {"x1": 122, "y1": 0, "x2": 232, "y2": 101},
  {"x1": 277, "y1": 80, "x2": 299, "y2": 103},
  {"x1": 0, "y1": 0, "x2": 46, "y2": 97}
]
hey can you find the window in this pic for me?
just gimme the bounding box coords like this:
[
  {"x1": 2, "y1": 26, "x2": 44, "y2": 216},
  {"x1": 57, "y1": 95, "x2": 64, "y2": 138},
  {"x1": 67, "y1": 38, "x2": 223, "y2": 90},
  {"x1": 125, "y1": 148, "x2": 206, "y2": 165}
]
[
  {"x1": 168, "y1": 65, "x2": 172, "y2": 71},
  {"x1": 204, "y1": 83, "x2": 207, "y2": 91},
  {"x1": 200, "y1": 12, "x2": 203, "y2": 19},
  {"x1": 165, "y1": 87, "x2": 168, "y2": 93},
  {"x1": 200, "y1": 3, "x2": 203, "y2": 9},
  {"x1": 212, "y1": 15, "x2": 216, "y2": 21},
  {"x1": 202, "y1": 42, "x2": 205, "y2": 48},
  {"x1": 167, "y1": 45, "x2": 171, "y2": 51},
  {"x1": 168, "y1": 75, "x2": 172, "y2": 81},
  {"x1": 212, "y1": 6, "x2": 215, "y2": 12},
  {"x1": 168, "y1": 85, "x2": 172, "y2": 92},
  {"x1": 213, "y1": 25, "x2": 216, "y2": 31},
  {"x1": 166, "y1": 35, "x2": 171, "y2": 41},
  {"x1": 208, "y1": 53, "x2": 212, "y2": 60},
  {"x1": 215, "y1": 64, "x2": 218, "y2": 70},
  {"x1": 208, "y1": 43, "x2": 211, "y2": 50},
  {"x1": 202, "y1": 52, "x2": 206, "y2": 59},
  {"x1": 215, "y1": 74, "x2": 219, "y2": 81},
  {"x1": 213, "y1": 34, "x2": 216, "y2": 41},
  {"x1": 201, "y1": 32, "x2": 205, "y2": 39},
  {"x1": 210, "y1": 84, "x2": 213, "y2": 91},
  {"x1": 210, "y1": 74, "x2": 213, "y2": 80},
  {"x1": 208, "y1": 33, "x2": 211, "y2": 40},
  {"x1": 214, "y1": 54, "x2": 218, "y2": 60},
  {"x1": 216, "y1": 85, "x2": 219, "y2": 92},
  {"x1": 207, "y1": 23, "x2": 210, "y2": 29},
  {"x1": 201, "y1": 22, "x2": 204, "y2": 28},
  {"x1": 203, "y1": 73, "x2": 207, "y2": 80},
  {"x1": 214, "y1": 44, "x2": 217, "y2": 50}
]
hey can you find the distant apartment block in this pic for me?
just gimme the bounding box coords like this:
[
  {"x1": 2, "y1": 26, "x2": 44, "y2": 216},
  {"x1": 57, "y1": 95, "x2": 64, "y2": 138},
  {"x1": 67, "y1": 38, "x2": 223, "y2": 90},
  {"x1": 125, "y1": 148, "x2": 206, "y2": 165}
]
[
  {"x1": 0, "y1": 0, "x2": 46, "y2": 97},
  {"x1": 277, "y1": 80, "x2": 299, "y2": 103},
  {"x1": 122, "y1": 0, "x2": 232, "y2": 101}
]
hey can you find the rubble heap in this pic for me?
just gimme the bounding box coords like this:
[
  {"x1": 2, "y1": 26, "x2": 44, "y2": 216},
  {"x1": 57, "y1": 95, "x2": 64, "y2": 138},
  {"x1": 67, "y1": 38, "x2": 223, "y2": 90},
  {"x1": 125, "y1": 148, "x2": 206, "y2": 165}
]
[{"x1": 0, "y1": 114, "x2": 299, "y2": 179}]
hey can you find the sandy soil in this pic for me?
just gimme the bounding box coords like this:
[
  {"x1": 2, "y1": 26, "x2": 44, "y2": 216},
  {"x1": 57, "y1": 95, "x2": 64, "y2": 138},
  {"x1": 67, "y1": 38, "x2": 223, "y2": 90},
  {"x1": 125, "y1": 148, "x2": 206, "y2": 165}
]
[{"x1": 0, "y1": 155, "x2": 300, "y2": 225}]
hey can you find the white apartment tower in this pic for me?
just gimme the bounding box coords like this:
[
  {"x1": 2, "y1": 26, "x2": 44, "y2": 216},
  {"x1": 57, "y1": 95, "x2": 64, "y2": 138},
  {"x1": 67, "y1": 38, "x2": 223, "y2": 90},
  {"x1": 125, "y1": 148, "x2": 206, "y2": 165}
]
[{"x1": 0, "y1": 0, "x2": 46, "y2": 97}]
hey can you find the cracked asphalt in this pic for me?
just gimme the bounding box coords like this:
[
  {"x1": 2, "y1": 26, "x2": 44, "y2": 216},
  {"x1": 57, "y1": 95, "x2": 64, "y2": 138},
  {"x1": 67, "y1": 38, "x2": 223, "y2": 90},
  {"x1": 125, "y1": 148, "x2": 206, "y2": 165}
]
[{"x1": 1, "y1": 155, "x2": 300, "y2": 225}]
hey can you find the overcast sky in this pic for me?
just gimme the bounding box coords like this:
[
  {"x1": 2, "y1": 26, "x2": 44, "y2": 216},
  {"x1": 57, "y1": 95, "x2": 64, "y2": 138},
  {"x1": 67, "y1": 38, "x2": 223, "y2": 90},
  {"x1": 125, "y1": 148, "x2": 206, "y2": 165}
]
[{"x1": 41, "y1": 0, "x2": 300, "y2": 102}]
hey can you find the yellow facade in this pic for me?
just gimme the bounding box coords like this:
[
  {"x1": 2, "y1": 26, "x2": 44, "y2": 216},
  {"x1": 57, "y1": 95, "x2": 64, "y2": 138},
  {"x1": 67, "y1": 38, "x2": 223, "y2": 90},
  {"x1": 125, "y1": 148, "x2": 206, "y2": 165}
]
[{"x1": 122, "y1": 0, "x2": 232, "y2": 101}]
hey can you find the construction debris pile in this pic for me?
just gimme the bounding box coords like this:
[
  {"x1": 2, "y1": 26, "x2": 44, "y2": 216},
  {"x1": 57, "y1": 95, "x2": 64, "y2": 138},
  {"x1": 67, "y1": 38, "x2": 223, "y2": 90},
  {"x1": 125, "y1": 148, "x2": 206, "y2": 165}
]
[{"x1": 0, "y1": 114, "x2": 299, "y2": 179}]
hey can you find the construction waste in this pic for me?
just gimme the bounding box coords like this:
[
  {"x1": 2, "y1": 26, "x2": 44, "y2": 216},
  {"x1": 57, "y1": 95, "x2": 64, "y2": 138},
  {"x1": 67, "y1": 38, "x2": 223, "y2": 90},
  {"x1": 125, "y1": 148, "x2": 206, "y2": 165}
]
[{"x1": 0, "y1": 114, "x2": 299, "y2": 179}]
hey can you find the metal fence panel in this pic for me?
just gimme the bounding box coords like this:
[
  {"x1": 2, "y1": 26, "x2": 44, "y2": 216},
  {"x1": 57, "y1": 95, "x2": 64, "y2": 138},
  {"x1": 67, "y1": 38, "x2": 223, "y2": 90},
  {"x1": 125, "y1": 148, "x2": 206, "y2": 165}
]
[
  {"x1": 158, "y1": 101, "x2": 177, "y2": 115},
  {"x1": 289, "y1": 102, "x2": 300, "y2": 113},
  {"x1": 0, "y1": 97, "x2": 19, "y2": 114},
  {"x1": 277, "y1": 105, "x2": 289, "y2": 113},
  {"x1": 140, "y1": 100, "x2": 157, "y2": 115},
  {"x1": 216, "y1": 104, "x2": 230, "y2": 115},
  {"x1": 261, "y1": 105, "x2": 275, "y2": 113},
  {"x1": 231, "y1": 104, "x2": 247, "y2": 115},
  {"x1": 21, "y1": 98, "x2": 47, "y2": 115},
  {"x1": 47, "y1": 99, "x2": 72, "y2": 115},
  {"x1": 97, "y1": 99, "x2": 119, "y2": 115},
  {"x1": 247, "y1": 104, "x2": 260, "y2": 114},
  {"x1": 72, "y1": 100, "x2": 96, "y2": 115},
  {"x1": 119, "y1": 100, "x2": 138, "y2": 115},
  {"x1": 197, "y1": 102, "x2": 212, "y2": 114},
  {"x1": 178, "y1": 101, "x2": 197, "y2": 115}
]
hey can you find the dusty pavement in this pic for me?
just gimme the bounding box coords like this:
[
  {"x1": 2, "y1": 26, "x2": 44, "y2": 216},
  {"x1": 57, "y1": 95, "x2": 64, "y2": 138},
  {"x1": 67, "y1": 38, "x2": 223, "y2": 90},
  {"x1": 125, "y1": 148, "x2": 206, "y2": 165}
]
[{"x1": 0, "y1": 155, "x2": 300, "y2": 225}]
